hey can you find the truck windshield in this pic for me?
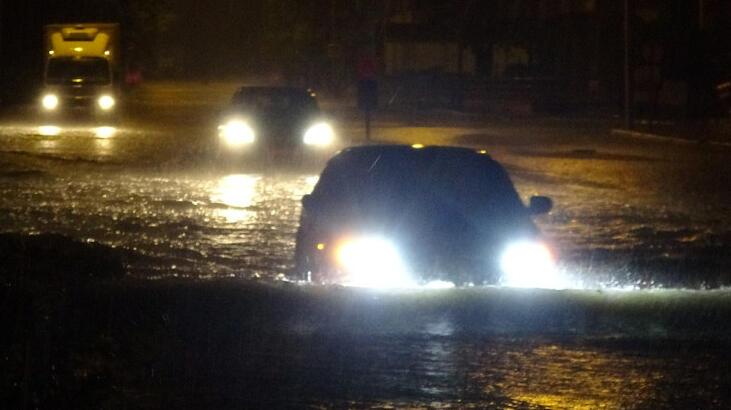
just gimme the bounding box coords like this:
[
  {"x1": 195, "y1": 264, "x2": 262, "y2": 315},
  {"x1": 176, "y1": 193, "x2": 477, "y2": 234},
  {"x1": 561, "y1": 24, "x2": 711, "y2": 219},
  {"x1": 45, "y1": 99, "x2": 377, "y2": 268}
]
[{"x1": 46, "y1": 57, "x2": 111, "y2": 85}]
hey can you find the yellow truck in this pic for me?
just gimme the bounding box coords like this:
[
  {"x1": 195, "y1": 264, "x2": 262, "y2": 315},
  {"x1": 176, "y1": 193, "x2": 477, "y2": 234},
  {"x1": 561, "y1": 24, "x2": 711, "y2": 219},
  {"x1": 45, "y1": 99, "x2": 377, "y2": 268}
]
[{"x1": 40, "y1": 23, "x2": 120, "y2": 119}]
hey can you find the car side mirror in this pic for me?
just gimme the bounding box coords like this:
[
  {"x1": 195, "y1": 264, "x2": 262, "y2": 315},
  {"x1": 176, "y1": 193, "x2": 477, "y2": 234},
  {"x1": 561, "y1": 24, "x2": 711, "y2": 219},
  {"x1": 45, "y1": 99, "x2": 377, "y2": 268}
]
[
  {"x1": 528, "y1": 196, "x2": 553, "y2": 215},
  {"x1": 302, "y1": 194, "x2": 317, "y2": 210}
]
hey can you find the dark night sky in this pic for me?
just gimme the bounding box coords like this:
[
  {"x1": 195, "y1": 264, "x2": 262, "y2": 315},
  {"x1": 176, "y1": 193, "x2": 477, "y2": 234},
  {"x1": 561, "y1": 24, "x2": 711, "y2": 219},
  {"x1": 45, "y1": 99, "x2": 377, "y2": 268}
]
[
  {"x1": 1, "y1": 0, "x2": 730, "y2": 107},
  {"x1": 0, "y1": 0, "x2": 123, "y2": 96}
]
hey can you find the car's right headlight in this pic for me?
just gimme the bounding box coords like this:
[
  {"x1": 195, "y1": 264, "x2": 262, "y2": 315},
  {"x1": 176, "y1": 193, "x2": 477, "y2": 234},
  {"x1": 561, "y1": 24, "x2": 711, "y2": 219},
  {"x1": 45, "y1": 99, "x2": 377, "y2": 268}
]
[
  {"x1": 335, "y1": 236, "x2": 414, "y2": 288},
  {"x1": 218, "y1": 119, "x2": 256, "y2": 147},
  {"x1": 42, "y1": 94, "x2": 59, "y2": 111},
  {"x1": 303, "y1": 122, "x2": 335, "y2": 147},
  {"x1": 97, "y1": 95, "x2": 116, "y2": 111},
  {"x1": 499, "y1": 240, "x2": 568, "y2": 289}
]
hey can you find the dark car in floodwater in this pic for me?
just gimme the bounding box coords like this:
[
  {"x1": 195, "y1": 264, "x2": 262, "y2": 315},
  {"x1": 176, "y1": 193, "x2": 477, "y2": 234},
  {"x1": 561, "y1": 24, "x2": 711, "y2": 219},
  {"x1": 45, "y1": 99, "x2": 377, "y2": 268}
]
[
  {"x1": 294, "y1": 145, "x2": 561, "y2": 288},
  {"x1": 216, "y1": 86, "x2": 337, "y2": 162}
]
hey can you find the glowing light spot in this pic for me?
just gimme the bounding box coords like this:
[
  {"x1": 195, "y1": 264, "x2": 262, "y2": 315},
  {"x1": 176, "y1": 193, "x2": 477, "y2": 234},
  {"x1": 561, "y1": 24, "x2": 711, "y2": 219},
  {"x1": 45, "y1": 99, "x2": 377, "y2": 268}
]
[
  {"x1": 94, "y1": 126, "x2": 116, "y2": 139},
  {"x1": 210, "y1": 174, "x2": 260, "y2": 223},
  {"x1": 303, "y1": 122, "x2": 335, "y2": 146},
  {"x1": 478, "y1": 149, "x2": 488, "y2": 155},
  {"x1": 219, "y1": 119, "x2": 255, "y2": 147},
  {"x1": 424, "y1": 280, "x2": 456, "y2": 289},
  {"x1": 74, "y1": 47, "x2": 83, "y2": 52},
  {"x1": 336, "y1": 237, "x2": 414, "y2": 289},
  {"x1": 500, "y1": 241, "x2": 571, "y2": 289},
  {"x1": 48, "y1": 50, "x2": 55, "y2": 55},
  {"x1": 316, "y1": 243, "x2": 326, "y2": 251},
  {"x1": 411, "y1": 143, "x2": 424, "y2": 149},
  {"x1": 41, "y1": 94, "x2": 59, "y2": 111},
  {"x1": 39, "y1": 125, "x2": 61, "y2": 136},
  {"x1": 97, "y1": 95, "x2": 115, "y2": 110}
]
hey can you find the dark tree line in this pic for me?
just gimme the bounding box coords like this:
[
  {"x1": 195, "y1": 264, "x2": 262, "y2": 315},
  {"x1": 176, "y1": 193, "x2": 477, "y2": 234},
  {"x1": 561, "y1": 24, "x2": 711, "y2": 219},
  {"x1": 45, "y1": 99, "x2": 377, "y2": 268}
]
[{"x1": 2, "y1": 0, "x2": 729, "y2": 114}]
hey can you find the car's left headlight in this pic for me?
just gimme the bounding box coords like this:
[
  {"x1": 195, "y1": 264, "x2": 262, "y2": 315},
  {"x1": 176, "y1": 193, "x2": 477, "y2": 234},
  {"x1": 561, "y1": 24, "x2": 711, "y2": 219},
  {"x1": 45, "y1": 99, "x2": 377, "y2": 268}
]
[
  {"x1": 219, "y1": 119, "x2": 256, "y2": 147},
  {"x1": 500, "y1": 240, "x2": 567, "y2": 289},
  {"x1": 97, "y1": 95, "x2": 115, "y2": 111},
  {"x1": 335, "y1": 236, "x2": 414, "y2": 288},
  {"x1": 303, "y1": 122, "x2": 335, "y2": 147},
  {"x1": 42, "y1": 94, "x2": 59, "y2": 111}
]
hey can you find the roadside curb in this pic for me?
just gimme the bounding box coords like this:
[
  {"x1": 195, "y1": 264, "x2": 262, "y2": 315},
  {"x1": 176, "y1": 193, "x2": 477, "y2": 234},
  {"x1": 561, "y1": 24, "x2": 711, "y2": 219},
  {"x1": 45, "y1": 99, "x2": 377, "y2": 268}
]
[{"x1": 611, "y1": 128, "x2": 731, "y2": 148}]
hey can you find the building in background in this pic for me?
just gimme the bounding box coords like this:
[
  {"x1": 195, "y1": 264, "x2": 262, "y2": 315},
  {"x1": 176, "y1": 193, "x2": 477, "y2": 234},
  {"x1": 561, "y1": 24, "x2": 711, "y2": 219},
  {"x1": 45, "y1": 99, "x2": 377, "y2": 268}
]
[{"x1": 1, "y1": 0, "x2": 728, "y2": 117}]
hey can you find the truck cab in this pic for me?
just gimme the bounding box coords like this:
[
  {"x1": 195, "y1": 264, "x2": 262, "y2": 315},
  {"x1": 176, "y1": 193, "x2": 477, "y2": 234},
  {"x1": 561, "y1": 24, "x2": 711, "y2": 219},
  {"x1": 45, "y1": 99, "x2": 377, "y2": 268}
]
[{"x1": 40, "y1": 23, "x2": 120, "y2": 119}]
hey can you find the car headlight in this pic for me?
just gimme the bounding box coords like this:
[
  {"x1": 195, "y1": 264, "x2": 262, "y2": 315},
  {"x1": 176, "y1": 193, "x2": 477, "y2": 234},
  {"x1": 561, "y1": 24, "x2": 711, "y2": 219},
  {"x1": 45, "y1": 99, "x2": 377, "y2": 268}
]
[
  {"x1": 42, "y1": 94, "x2": 59, "y2": 111},
  {"x1": 303, "y1": 122, "x2": 335, "y2": 146},
  {"x1": 500, "y1": 240, "x2": 567, "y2": 289},
  {"x1": 335, "y1": 236, "x2": 414, "y2": 288},
  {"x1": 97, "y1": 95, "x2": 115, "y2": 111},
  {"x1": 219, "y1": 119, "x2": 256, "y2": 147}
]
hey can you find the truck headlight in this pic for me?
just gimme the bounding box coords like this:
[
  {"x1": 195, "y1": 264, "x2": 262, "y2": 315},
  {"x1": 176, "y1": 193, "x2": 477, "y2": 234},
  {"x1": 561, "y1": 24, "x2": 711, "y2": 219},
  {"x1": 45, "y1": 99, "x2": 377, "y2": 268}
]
[
  {"x1": 303, "y1": 122, "x2": 335, "y2": 146},
  {"x1": 336, "y1": 236, "x2": 414, "y2": 288},
  {"x1": 97, "y1": 95, "x2": 115, "y2": 111},
  {"x1": 219, "y1": 119, "x2": 255, "y2": 147},
  {"x1": 42, "y1": 94, "x2": 59, "y2": 111},
  {"x1": 500, "y1": 241, "x2": 567, "y2": 289}
]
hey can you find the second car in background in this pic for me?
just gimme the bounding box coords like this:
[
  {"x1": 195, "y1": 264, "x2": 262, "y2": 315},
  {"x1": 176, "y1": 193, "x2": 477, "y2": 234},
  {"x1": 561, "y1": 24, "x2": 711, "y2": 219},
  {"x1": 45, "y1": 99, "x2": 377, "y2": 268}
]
[{"x1": 217, "y1": 86, "x2": 338, "y2": 163}]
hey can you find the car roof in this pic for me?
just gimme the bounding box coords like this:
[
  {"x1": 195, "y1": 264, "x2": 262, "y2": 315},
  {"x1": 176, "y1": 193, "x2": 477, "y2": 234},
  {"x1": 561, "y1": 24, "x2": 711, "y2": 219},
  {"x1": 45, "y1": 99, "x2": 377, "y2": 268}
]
[
  {"x1": 314, "y1": 144, "x2": 526, "y2": 217},
  {"x1": 234, "y1": 86, "x2": 315, "y2": 96},
  {"x1": 330, "y1": 144, "x2": 494, "y2": 163},
  {"x1": 316, "y1": 144, "x2": 510, "y2": 198}
]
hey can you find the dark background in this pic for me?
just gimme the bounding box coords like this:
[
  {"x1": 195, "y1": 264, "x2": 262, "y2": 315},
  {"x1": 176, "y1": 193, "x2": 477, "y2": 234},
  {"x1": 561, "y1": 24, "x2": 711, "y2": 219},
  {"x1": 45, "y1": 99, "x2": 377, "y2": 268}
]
[{"x1": 1, "y1": 0, "x2": 730, "y2": 116}]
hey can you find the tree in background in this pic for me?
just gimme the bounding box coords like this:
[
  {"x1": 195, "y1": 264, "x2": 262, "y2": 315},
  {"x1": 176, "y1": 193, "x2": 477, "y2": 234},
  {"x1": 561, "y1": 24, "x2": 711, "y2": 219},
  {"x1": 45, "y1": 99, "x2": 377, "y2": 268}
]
[{"x1": 120, "y1": 0, "x2": 176, "y2": 78}]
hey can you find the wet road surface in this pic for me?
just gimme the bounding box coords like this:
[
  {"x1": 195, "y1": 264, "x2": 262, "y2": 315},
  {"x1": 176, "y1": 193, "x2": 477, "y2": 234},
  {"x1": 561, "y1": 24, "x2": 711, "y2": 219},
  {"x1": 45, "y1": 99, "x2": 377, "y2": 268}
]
[
  {"x1": 2, "y1": 83, "x2": 731, "y2": 408},
  {"x1": 1, "y1": 108, "x2": 729, "y2": 287}
]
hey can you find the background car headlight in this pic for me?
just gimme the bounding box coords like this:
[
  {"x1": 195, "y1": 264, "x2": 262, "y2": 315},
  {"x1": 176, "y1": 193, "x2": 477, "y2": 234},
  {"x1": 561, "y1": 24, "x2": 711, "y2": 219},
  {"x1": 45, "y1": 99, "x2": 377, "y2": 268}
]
[
  {"x1": 98, "y1": 95, "x2": 115, "y2": 110},
  {"x1": 219, "y1": 120, "x2": 255, "y2": 147},
  {"x1": 303, "y1": 122, "x2": 335, "y2": 146},
  {"x1": 500, "y1": 240, "x2": 567, "y2": 289},
  {"x1": 42, "y1": 94, "x2": 59, "y2": 111},
  {"x1": 336, "y1": 236, "x2": 414, "y2": 288}
]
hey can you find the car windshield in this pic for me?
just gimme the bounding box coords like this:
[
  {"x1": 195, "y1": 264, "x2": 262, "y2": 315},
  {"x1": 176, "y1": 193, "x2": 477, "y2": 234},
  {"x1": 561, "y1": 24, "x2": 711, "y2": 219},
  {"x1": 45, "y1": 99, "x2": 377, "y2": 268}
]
[
  {"x1": 231, "y1": 88, "x2": 317, "y2": 113},
  {"x1": 46, "y1": 57, "x2": 111, "y2": 85},
  {"x1": 314, "y1": 148, "x2": 526, "y2": 222}
]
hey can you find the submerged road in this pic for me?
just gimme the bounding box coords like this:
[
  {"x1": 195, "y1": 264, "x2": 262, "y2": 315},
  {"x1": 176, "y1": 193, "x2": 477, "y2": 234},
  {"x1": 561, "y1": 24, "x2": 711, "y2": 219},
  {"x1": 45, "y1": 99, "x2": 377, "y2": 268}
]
[
  {"x1": 1, "y1": 83, "x2": 730, "y2": 287},
  {"x1": 2, "y1": 83, "x2": 731, "y2": 408}
]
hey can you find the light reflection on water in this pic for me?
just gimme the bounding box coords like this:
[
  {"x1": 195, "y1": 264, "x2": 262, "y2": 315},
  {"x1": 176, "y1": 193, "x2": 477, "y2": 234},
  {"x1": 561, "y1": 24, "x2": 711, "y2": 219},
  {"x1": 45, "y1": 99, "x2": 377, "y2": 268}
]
[
  {"x1": 94, "y1": 126, "x2": 117, "y2": 139},
  {"x1": 38, "y1": 125, "x2": 62, "y2": 136},
  {"x1": 246, "y1": 330, "x2": 728, "y2": 408},
  {"x1": 210, "y1": 174, "x2": 260, "y2": 223},
  {"x1": 94, "y1": 137, "x2": 114, "y2": 156},
  {"x1": 37, "y1": 138, "x2": 58, "y2": 149},
  {"x1": 488, "y1": 345, "x2": 658, "y2": 409}
]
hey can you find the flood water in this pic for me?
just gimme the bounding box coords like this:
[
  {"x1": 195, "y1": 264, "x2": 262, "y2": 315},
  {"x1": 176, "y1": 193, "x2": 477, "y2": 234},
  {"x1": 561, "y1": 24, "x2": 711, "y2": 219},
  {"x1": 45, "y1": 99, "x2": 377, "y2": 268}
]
[
  {"x1": 2, "y1": 124, "x2": 730, "y2": 288},
  {"x1": 2, "y1": 117, "x2": 731, "y2": 408}
]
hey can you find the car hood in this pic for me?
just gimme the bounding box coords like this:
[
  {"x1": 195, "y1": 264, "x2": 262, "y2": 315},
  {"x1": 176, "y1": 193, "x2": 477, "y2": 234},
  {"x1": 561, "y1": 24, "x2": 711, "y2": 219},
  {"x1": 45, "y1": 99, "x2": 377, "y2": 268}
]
[
  {"x1": 45, "y1": 84, "x2": 112, "y2": 98},
  {"x1": 223, "y1": 109, "x2": 318, "y2": 130}
]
